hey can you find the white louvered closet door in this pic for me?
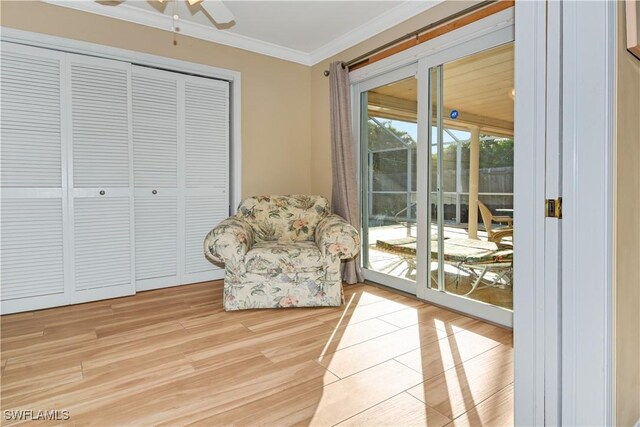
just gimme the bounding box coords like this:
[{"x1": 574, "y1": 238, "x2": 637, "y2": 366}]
[
  {"x1": 68, "y1": 54, "x2": 135, "y2": 303},
  {"x1": 132, "y1": 66, "x2": 180, "y2": 291},
  {"x1": 182, "y1": 76, "x2": 229, "y2": 284},
  {"x1": 0, "y1": 43, "x2": 69, "y2": 314}
]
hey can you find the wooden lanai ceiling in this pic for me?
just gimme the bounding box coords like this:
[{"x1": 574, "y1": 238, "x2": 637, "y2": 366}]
[{"x1": 368, "y1": 42, "x2": 514, "y2": 137}]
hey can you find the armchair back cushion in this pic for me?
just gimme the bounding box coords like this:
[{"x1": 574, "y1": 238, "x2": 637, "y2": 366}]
[{"x1": 236, "y1": 195, "x2": 330, "y2": 242}]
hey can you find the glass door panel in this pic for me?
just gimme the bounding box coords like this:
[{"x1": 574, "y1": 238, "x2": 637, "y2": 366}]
[
  {"x1": 361, "y1": 76, "x2": 418, "y2": 293},
  {"x1": 427, "y1": 42, "x2": 514, "y2": 312}
]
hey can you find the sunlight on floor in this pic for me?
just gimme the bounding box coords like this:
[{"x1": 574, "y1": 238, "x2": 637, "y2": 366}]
[
  {"x1": 311, "y1": 286, "x2": 513, "y2": 425},
  {"x1": 317, "y1": 293, "x2": 356, "y2": 362}
]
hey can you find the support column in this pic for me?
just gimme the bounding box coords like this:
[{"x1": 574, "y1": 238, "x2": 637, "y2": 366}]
[{"x1": 468, "y1": 126, "x2": 480, "y2": 239}]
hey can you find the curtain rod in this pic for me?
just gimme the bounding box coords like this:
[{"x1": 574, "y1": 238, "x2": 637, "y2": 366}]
[{"x1": 323, "y1": 0, "x2": 496, "y2": 77}]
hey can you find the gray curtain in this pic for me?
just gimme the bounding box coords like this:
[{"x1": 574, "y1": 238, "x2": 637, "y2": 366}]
[{"x1": 329, "y1": 61, "x2": 364, "y2": 284}]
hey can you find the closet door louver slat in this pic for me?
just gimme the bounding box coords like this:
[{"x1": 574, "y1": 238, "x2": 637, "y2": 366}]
[
  {"x1": 1, "y1": 46, "x2": 62, "y2": 188},
  {"x1": 71, "y1": 62, "x2": 131, "y2": 189},
  {"x1": 132, "y1": 71, "x2": 178, "y2": 189},
  {"x1": 134, "y1": 196, "x2": 178, "y2": 284},
  {"x1": 0, "y1": 199, "x2": 65, "y2": 300},
  {"x1": 73, "y1": 198, "x2": 132, "y2": 290},
  {"x1": 184, "y1": 81, "x2": 229, "y2": 190},
  {"x1": 185, "y1": 194, "x2": 228, "y2": 275}
]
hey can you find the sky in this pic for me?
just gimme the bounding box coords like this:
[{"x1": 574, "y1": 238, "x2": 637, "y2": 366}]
[{"x1": 382, "y1": 118, "x2": 471, "y2": 147}]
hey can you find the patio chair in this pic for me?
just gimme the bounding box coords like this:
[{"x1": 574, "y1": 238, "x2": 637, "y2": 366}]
[{"x1": 477, "y1": 200, "x2": 513, "y2": 244}]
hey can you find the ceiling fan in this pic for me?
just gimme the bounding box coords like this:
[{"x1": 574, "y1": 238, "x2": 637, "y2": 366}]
[
  {"x1": 162, "y1": 0, "x2": 235, "y2": 24},
  {"x1": 100, "y1": 0, "x2": 235, "y2": 25}
]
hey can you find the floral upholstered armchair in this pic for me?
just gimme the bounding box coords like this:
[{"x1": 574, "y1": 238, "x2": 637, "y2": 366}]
[{"x1": 204, "y1": 195, "x2": 360, "y2": 311}]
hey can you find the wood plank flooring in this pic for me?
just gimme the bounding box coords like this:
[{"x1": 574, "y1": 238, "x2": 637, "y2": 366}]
[{"x1": 0, "y1": 281, "x2": 513, "y2": 426}]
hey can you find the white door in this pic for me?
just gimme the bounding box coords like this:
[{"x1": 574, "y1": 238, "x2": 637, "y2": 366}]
[
  {"x1": 67, "y1": 54, "x2": 136, "y2": 303},
  {"x1": 0, "y1": 43, "x2": 69, "y2": 314},
  {"x1": 131, "y1": 66, "x2": 180, "y2": 291},
  {"x1": 182, "y1": 76, "x2": 229, "y2": 284}
]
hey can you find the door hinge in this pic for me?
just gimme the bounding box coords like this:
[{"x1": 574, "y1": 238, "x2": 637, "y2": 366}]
[{"x1": 545, "y1": 197, "x2": 562, "y2": 219}]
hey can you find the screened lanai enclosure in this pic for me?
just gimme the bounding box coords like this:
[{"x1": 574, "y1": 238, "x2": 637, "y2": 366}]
[{"x1": 361, "y1": 42, "x2": 515, "y2": 311}]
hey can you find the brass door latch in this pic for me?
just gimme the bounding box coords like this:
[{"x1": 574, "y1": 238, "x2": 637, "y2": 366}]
[{"x1": 545, "y1": 197, "x2": 562, "y2": 219}]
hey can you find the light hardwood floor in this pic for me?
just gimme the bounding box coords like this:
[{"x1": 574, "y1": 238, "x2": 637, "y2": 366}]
[{"x1": 0, "y1": 281, "x2": 513, "y2": 426}]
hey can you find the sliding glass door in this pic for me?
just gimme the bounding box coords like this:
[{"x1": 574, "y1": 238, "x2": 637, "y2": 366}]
[
  {"x1": 359, "y1": 66, "x2": 418, "y2": 295},
  {"x1": 423, "y1": 42, "x2": 514, "y2": 325},
  {"x1": 357, "y1": 41, "x2": 514, "y2": 326}
]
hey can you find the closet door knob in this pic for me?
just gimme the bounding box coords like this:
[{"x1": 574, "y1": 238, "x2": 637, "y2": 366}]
[
  {"x1": 152, "y1": 190, "x2": 158, "y2": 195},
  {"x1": 99, "y1": 190, "x2": 106, "y2": 196}
]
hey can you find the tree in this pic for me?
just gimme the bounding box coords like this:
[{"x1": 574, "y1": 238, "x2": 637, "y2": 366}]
[
  {"x1": 439, "y1": 137, "x2": 514, "y2": 169},
  {"x1": 367, "y1": 118, "x2": 416, "y2": 150}
]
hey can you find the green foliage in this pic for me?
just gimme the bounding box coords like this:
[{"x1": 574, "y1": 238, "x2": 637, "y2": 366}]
[
  {"x1": 367, "y1": 119, "x2": 416, "y2": 150},
  {"x1": 439, "y1": 137, "x2": 514, "y2": 169},
  {"x1": 366, "y1": 119, "x2": 514, "y2": 223},
  {"x1": 368, "y1": 119, "x2": 513, "y2": 170}
]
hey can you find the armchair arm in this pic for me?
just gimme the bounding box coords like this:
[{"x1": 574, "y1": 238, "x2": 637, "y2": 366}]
[
  {"x1": 315, "y1": 214, "x2": 361, "y2": 260},
  {"x1": 204, "y1": 216, "x2": 255, "y2": 265}
]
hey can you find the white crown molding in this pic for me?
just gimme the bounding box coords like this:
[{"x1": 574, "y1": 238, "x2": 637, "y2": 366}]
[
  {"x1": 42, "y1": 0, "x2": 312, "y2": 65},
  {"x1": 308, "y1": 0, "x2": 443, "y2": 65},
  {"x1": 42, "y1": 0, "x2": 442, "y2": 66}
]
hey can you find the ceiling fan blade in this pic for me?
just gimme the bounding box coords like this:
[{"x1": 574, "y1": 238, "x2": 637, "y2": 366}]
[{"x1": 200, "y1": 0, "x2": 235, "y2": 24}]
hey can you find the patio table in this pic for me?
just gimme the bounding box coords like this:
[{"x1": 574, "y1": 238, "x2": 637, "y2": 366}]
[{"x1": 375, "y1": 237, "x2": 513, "y2": 296}]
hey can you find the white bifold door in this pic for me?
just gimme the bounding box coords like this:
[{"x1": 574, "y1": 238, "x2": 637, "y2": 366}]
[
  {"x1": 131, "y1": 66, "x2": 228, "y2": 291},
  {"x1": 181, "y1": 74, "x2": 229, "y2": 284},
  {"x1": 68, "y1": 54, "x2": 136, "y2": 303},
  {"x1": 1, "y1": 43, "x2": 70, "y2": 313},
  {"x1": 131, "y1": 67, "x2": 181, "y2": 291},
  {"x1": 1, "y1": 43, "x2": 230, "y2": 314}
]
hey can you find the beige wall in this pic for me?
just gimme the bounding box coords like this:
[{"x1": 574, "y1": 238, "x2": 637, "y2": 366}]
[
  {"x1": 309, "y1": 1, "x2": 477, "y2": 198},
  {"x1": 0, "y1": 0, "x2": 312, "y2": 199},
  {"x1": 615, "y1": 4, "x2": 640, "y2": 426}
]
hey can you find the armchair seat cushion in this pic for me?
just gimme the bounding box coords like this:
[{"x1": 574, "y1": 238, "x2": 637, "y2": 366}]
[{"x1": 245, "y1": 241, "x2": 323, "y2": 274}]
